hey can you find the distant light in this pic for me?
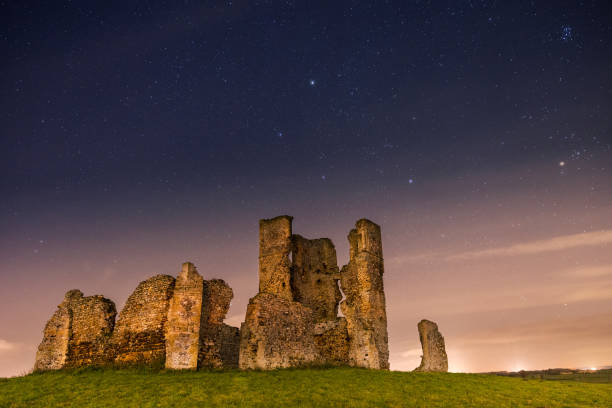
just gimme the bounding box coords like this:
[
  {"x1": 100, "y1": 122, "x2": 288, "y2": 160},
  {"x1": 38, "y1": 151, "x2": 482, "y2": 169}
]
[
  {"x1": 559, "y1": 161, "x2": 565, "y2": 167},
  {"x1": 309, "y1": 79, "x2": 316, "y2": 86},
  {"x1": 590, "y1": 367, "x2": 597, "y2": 371},
  {"x1": 408, "y1": 179, "x2": 414, "y2": 184}
]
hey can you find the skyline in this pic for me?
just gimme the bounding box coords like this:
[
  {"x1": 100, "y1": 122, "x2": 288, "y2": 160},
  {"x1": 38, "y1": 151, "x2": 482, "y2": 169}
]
[{"x1": 1, "y1": 1, "x2": 612, "y2": 377}]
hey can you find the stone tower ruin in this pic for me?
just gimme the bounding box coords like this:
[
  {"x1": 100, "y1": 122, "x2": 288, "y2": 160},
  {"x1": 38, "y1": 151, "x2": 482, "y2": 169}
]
[
  {"x1": 34, "y1": 215, "x2": 389, "y2": 371},
  {"x1": 239, "y1": 216, "x2": 389, "y2": 369}
]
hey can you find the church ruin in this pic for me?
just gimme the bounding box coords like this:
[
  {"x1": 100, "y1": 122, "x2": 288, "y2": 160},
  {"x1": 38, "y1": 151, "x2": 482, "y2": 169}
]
[{"x1": 34, "y1": 216, "x2": 390, "y2": 371}]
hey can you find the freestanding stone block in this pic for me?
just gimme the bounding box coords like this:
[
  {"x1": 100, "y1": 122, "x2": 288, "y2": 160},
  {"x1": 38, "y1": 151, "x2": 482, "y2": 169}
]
[
  {"x1": 239, "y1": 293, "x2": 321, "y2": 369},
  {"x1": 111, "y1": 275, "x2": 175, "y2": 364},
  {"x1": 414, "y1": 319, "x2": 448, "y2": 372},
  {"x1": 165, "y1": 262, "x2": 204, "y2": 369},
  {"x1": 259, "y1": 216, "x2": 293, "y2": 301},
  {"x1": 340, "y1": 219, "x2": 389, "y2": 369}
]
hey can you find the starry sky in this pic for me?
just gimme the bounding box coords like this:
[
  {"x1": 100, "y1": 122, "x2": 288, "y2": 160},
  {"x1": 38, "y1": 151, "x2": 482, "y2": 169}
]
[{"x1": 1, "y1": 1, "x2": 612, "y2": 377}]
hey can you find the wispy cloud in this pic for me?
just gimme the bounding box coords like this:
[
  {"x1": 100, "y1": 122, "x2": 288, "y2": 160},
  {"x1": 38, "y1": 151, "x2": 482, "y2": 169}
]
[
  {"x1": 224, "y1": 314, "x2": 244, "y2": 327},
  {"x1": 448, "y1": 230, "x2": 612, "y2": 261},
  {"x1": 394, "y1": 230, "x2": 612, "y2": 264},
  {"x1": 0, "y1": 339, "x2": 19, "y2": 352},
  {"x1": 563, "y1": 265, "x2": 612, "y2": 279}
]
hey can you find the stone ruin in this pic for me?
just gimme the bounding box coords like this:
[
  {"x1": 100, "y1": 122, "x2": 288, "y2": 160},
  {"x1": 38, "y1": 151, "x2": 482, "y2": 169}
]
[
  {"x1": 35, "y1": 263, "x2": 239, "y2": 370},
  {"x1": 240, "y1": 216, "x2": 389, "y2": 369},
  {"x1": 34, "y1": 215, "x2": 390, "y2": 371},
  {"x1": 414, "y1": 319, "x2": 448, "y2": 372}
]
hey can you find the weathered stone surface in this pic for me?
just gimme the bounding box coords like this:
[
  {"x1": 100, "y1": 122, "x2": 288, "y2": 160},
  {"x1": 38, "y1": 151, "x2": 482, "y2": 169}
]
[
  {"x1": 65, "y1": 291, "x2": 117, "y2": 367},
  {"x1": 239, "y1": 293, "x2": 321, "y2": 369},
  {"x1": 340, "y1": 219, "x2": 389, "y2": 369},
  {"x1": 34, "y1": 291, "x2": 77, "y2": 370},
  {"x1": 259, "y1": 216, "x2": 293, "y2": 301},
  {"x1": 313, "y1": 318, "x2": 349, "y2": 364},
  {"x1": 111, "y1": 275, "x2": 175, "y2": 365},
  {"x1": 35, "y1": 290, "x2": 117, "y2": 369},
  {"x1": 199, "y1": 324, "x2": 240, "y2": 368},
  {"x1": 414, "y1": 319, "x2": 448, "y2": 372},
  {"x1": 165, "y1": 262, "x2": 204, "y2": 369},
  {"x1": 290, "y1": 235, "x2": 342, "y2": 323},
  {"x1": 199, "y1": 279, "x2": 240, "y2": 368}
]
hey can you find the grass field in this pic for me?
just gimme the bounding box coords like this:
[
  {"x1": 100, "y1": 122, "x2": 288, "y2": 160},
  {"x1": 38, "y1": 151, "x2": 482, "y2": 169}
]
[{"x1": 1, "y1": 366, "x2": 612, "y2": 408}]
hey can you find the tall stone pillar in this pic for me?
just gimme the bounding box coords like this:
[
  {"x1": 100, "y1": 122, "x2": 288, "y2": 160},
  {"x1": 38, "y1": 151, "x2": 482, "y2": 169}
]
[
  {"x1": 165, "y1": 262, "x2": 204, "y2": 369},
  {"x1": 340, "y1": 219, "x2": 389, "y2": 369},
  {"x1": 258, "y1": 215, "x2": 293, "y2": 301}
]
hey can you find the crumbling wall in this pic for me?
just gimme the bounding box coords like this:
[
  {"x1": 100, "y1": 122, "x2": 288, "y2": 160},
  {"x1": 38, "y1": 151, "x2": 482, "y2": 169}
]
[
  {"x1": 34, "y1": 291, "x2": 77, "y2": 370},
  {"x1": 414, "y1": 319, "x2": 448, "y2": 372},
  {"x1": 313, "y1": 318, "x2": 349, "y2": 364},
  {"x1": 239, "y1": 293, "x2": 321, "y2": 369},
  {"x1": 290, "y1": 235, "x2": 342, "y2": 323},
  {"x1": 340, "y1": 219, "x2": 389, "y2": 369},
  {"x1": 111, "y1": 275, "x2": 175, "y2": 365},
  {"x1": 165, "y1": 262, "x2": 204, "y2": 369},
  {"x1": 64, "y1": 291, "x2": 117, "y2": 367},
  {"x1": 199, "y1": 279, "x2": 240, "y2": 368},
  {"x1": 259, "y1": 216, "x2": 293, "y2": 301}
]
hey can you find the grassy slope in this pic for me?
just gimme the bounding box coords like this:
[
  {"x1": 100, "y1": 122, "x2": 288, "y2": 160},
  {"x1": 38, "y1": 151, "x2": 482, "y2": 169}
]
[{"x1": 1, "y1": 367, "x2": 612, "y2": 408}]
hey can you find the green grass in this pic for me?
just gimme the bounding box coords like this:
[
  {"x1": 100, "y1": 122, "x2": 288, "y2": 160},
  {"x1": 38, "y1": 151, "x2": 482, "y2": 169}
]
[{"x1": 1, "y1": 367, "x2": 612, "y2": 408}]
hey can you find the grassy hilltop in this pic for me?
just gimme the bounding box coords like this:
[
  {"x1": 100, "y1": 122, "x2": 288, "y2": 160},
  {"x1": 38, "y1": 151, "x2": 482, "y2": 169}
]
[{"x1": 1, "y1": 367, "x2": 611, "y2": 408}]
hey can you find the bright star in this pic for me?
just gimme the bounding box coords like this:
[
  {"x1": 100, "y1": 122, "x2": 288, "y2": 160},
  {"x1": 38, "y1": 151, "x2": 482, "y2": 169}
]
[
  {"x1": 408, "y1": 179, "x2": 414, "y2": 184},
  {"x1": 309, "y1": 79, "x2": 316, "y2": 86},
  {"x1": 559, "y1": 161, "x2": 565, "y2": 167}
]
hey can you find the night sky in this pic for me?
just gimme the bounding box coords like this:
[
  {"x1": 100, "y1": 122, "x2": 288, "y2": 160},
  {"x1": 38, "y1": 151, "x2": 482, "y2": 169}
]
[{"x1": 1, "y1": 1, "x2": 612, "y2": 377}]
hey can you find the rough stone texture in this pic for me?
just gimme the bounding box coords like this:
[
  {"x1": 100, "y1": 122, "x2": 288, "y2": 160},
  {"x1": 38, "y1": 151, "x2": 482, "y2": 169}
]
[
  {"x1": 34, "y1": 291, "x2": 78, "y2": 370},
  {"x1": 198, "y1": 279, "x2": 240, "y2": 368},
  {"x1": 290, "y1": 235, "x2": 342, "y2": 323},
  {"x1": 414, "y1": 319, "x2": 448, "y2": 372},
  {"x1": 64, "y1": 291, "x2": 117, "y2": 367},
  {"x1": 313, "y1": 318, "x2": 349, "y2": 364},
  {"x1": 165, "y1": 262, "x2": 204, "y2": 369},
  {"x1": 239, "y1": 293, "x2": 321, "y2": 369},
  {"x1": 111, "y1": 275, "x2": 175, "y2": 365},
  {"x1": 259, "y1": 216, "x2": 293, "y2": 301},
  {"x1": 340, "y1": 219, "x2": 390, "y2": 369}
]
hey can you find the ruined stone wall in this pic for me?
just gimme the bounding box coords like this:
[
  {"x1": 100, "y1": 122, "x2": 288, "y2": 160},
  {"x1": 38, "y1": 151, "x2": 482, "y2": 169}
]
[
  {"x1": 64, "y1": 291, "x2": 117, "y2": 367},
  {"x1": 35, "y1": 262, "x2": 241, "y2": 371},
  {"x1": 165, "y1": 262, "x2": 204, "y2": 369},
  {"x1": 34, "y1": 292, "x2": 75, "y2": 370},
  {"x1": 259, "y1": 216, "x2": 293, "y2": 301},
  {"x1": 290, "y1": 235, "x2": 342, "y2": 323},
  {"x1": 198, "y1": 279, "x2": 240, "y2": 368},
  {"x1": 340, "y1": 219, "x2": 389, "y2": 369},
  {"x1": 111, "y1": 275, "x2": 175, "y2": 365},
  {"x1": 239, "y1": 293, "x2": 321, "y2": 369}
]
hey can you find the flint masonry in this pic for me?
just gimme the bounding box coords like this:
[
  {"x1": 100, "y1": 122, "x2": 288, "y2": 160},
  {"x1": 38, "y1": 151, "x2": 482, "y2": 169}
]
[{"x1": 34, "y1": 216, "x2": 390, "y2": 371}]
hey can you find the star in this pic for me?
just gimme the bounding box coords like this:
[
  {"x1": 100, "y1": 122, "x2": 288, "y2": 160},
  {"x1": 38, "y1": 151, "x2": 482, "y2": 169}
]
[
  {"x1": 309, "y1": 79, "x2": 316, "y2": 86},
  {"x1": 559, "y1": 161, "x2": 565, "y2": 167}
]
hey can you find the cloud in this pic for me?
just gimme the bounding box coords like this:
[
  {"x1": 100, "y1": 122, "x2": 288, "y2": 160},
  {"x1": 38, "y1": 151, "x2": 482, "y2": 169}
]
[
  {"x1": 563, "y1": 265, "x2": 612, "y2": 279},
  {"x1": 399, "y1": 348, "x2": 422, "y2": 358},
  {"x1": 394, "y1": 230, "x2": 612, "y2": 264},
  {"x1": 224, "y1": 314, "x2": 244, "y2": 327},
  {"x1": 447, "y1": 230, "x2": 612, "y2": 261},
  {"x1": 0, "y1": 339, "x2": 19, "y2": 352}
]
